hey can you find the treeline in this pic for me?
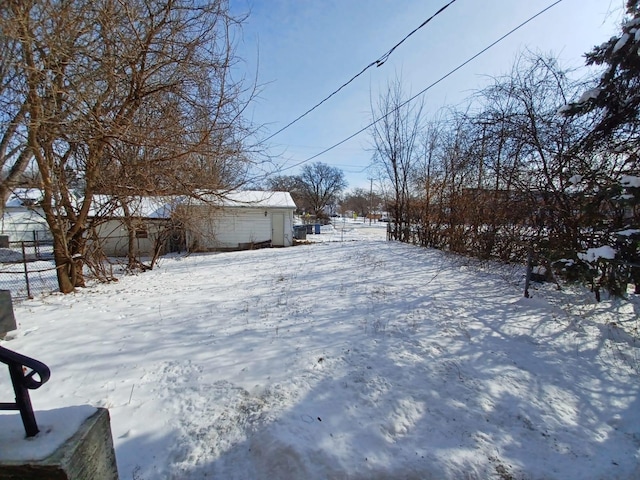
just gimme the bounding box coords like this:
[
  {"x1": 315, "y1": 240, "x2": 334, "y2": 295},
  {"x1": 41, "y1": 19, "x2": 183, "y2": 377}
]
[{"x1": 370, "y1": 2, "x2": 640, "y2": 297}]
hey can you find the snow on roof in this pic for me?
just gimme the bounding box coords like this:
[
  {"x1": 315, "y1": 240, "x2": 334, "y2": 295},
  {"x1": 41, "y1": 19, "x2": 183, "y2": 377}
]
[
  {"x1": 3, "y1": 190, "x2": 296, "y2": 218},
  {"x1": 192, "y1": 190, "x2": 297, "y2": 209},
  {"x1": 89, "y1": 195, "x2": 177, "y2": 219},
  {"x1": 5, "y1": 189, "x2": 44, "y2": 208},
  {"x1": 90, "y1": 191, "x2": 296, "y2": 217},
  {"x1": 3, "y1": 190, "x2": 176, "y2": 219}
]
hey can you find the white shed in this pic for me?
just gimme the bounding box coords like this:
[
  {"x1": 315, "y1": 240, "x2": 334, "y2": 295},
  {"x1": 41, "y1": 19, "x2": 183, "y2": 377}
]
[{"x1": 184, "y1": 191, "x2": 297, "y2": 251}]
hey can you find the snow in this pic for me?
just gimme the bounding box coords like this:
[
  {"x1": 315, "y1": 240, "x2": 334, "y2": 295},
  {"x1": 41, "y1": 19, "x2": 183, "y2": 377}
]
[
  {"x1": 1, "y1": 220, "x2": 639, "y2": 479},
  {"x1": 568, "y1": 174, "x2": 583, "y2": 185},
  {"x1": 89, "y1": 195, "x2": 178, "y2": 219},
  {"x1": 616, "y1": 229, "x2": 640, "y2": 237},
  {"x1": 5, "y1": 191, "x2": 295, "y2": 220},
  {"x1": 0, "y1": 405, "x2": 97, "y2": 461},
  {"x1": 190, "y1": 190, "x2": 297, "y2": 209},
  {"x1": 576, "y1": 88, "x2": 601, "y2": 104},
  {"x1": 556, "y1": 103, "x2": 572, "y2": 115},
  {"x1": 613, "y1": 33, "x2": 631, "y2": 53},
  {"x1": 0, "y1": 248, "x2": 25, "y2": 263},
  {"x1": 578, "y1": 245, "x2": 617, "y2": 262},
  {"x1": 558, "y1": 88, "x2": 602, "y2": 114},
  {"x1": 621, "y1": 175, "x2": 640, "y2": 188},
  {"x1": 626, "y1": 17, "x2": 640, "y2": 28},
  {"x1": 5, "y1": 189, "x2": 44, "y2": 208}
]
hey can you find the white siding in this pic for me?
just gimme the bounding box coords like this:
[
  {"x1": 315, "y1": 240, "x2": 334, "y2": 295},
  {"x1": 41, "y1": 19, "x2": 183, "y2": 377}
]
[
  {"x1": 93, "y1": 219, "x2": 168, "y2": 257},
  {"x1": 187, "y1": 206, "x2": 294, "y2": 250},
  {"x1": 1, "y1": 208, "x2": 51, "y2": 243}
]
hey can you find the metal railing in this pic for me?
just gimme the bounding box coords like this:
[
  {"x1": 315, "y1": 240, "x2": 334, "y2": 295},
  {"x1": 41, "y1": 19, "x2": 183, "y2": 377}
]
[{"x1": 0, "y1": 345, "x2": 50, "y2": 437}]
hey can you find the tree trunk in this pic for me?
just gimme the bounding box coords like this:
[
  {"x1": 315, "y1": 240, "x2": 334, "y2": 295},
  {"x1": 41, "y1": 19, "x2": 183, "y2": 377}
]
[{"x1": 52, "y1": 236, "x2": 75, "y2": 294}]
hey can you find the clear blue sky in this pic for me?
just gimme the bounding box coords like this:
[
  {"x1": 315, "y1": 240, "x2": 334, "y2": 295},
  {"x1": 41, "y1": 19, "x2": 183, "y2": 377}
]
[{"x1": 230, "y1": 0, "x2": 623, "y2": 190}]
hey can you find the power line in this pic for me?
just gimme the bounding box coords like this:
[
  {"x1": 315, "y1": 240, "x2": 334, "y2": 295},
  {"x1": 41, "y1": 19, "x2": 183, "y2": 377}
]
[
  {"x1": 276, "y1": 0, "x2": 564, "y2": 175},
  {"x1": 260, "y1": 0, "x2": 458, "y2": 144}
]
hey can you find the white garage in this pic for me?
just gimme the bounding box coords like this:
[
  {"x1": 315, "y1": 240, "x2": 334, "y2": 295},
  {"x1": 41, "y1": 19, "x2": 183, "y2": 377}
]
[{"x1": 183, "y1": 191, "x2": 297, "y2": 251}]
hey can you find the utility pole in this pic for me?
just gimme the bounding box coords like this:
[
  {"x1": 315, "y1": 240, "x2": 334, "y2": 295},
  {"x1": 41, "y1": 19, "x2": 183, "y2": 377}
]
[{"x1": 369, "y1": 178, "x2": 373, "y2": 225}]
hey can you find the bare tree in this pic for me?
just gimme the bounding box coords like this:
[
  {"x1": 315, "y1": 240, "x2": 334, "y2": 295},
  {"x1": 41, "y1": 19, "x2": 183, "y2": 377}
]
[
  {"x1": 97, "y1": 91, "x2": 252, "y2": 272},
  {"x1": 342, "y1": 187, "x2": 382, "y2": 218},
  {"x1": 370, "y1": 77, "x2": 424, "y2": 241},
  {"x1": 407, "y1": 53, "x2": 592, "y2": 262},
  {"x1": 265, "y1": 174, "x2": 303, "y2": 212},
  {"x1": 296, "y1": 162, "x2": 347, "y2": 218},
  {"x1": 413, "y1": 118, "x2": 446, "y2": 247},
  {"x1": 0, "y1": 16, "x2": 33, "y2": 215},
  {"x1": 3, "y1": 0, "x2": 252, "y2": 292},
  {"x1": 448, "y1": 53, "x2": 590, "y2": 262}
]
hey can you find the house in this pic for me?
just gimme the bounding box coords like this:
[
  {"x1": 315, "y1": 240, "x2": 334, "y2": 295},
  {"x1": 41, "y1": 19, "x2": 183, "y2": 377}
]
[
  {"x1": 1, "y1": 189, "x2": 51, "y2": 243},
  {"x1": 1, "y1": 189, "x2": 297, "y2": 256},
  {"x1": 181, "y1": 190, "x2": 297, "y2": 251},
  {"x1": 88, "y1": 196, "x2": 180, "y2": 257},
  {"x1": 0, "y1": 192, "x2": 179, "y2": 256}
]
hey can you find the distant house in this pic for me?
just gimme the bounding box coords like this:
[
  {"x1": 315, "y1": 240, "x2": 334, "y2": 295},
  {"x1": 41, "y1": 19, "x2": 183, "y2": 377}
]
[
  {"x1": 1, "y1": 189, "x2": 51, "y2": 243},
  {"x1": 182, "y1": 191, "x2": 297, "y2": 251}
]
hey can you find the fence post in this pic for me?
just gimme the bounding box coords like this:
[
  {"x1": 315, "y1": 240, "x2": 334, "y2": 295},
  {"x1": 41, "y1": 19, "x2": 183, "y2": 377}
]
[
  {"x1": 21, "y1": 242, "x2": 32, "y2": 299},
  {"x1": 33, "y1": 230, "x2": 40, "y2": 259},
  {"x1": 524, "y1": 247, "x2": 533, "y2": 298}
]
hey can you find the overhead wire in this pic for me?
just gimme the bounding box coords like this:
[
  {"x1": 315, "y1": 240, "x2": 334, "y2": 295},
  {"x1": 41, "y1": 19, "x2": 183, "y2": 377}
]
[
  {"x1": 276, "y1": 0, "x2": 565, "y2": 174},
  {"x1": 260, "y1": 0, "x2": 458, "y2": 144}
]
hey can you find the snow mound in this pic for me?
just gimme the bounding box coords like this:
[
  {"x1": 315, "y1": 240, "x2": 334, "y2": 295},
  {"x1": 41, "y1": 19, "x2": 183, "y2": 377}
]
[
  {"x1": 0, "y1": 248, "x2": 23, "y2": 263},
  {"x1": 578, "y1": 245, "x2": 617, "y2": 262}
]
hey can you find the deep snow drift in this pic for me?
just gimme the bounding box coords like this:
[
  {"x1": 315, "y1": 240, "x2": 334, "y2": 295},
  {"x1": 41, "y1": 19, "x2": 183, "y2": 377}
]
[{"x1": 1, "y1": 221, "x2": 638, "y2": 479}]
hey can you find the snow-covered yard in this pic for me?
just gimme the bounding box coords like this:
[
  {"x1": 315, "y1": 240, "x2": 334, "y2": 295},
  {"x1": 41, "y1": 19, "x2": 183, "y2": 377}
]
[{"x1": 1, "y1": 221, "x2": 639, "y2": 479}]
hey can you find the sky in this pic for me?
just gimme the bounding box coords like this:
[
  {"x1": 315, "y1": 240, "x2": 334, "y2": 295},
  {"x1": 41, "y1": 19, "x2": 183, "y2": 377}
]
[
  {"x1": 1, "y1": 222, "x2": 638, "y2": 478},
  {"x1": 229, "y1": 0, "x2": 624, "y2": 190}
]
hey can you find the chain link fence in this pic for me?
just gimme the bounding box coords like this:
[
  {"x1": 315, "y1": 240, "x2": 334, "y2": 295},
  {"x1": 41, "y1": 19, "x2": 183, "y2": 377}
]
[{"x1": 0, "y1": 238, "x2": 58, "y2": 302}]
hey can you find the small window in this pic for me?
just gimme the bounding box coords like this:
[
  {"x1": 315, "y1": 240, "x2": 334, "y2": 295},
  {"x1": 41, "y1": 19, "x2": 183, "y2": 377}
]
[{"x1": 135, "y1": 227, "x2": 148, "y2": 239}]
